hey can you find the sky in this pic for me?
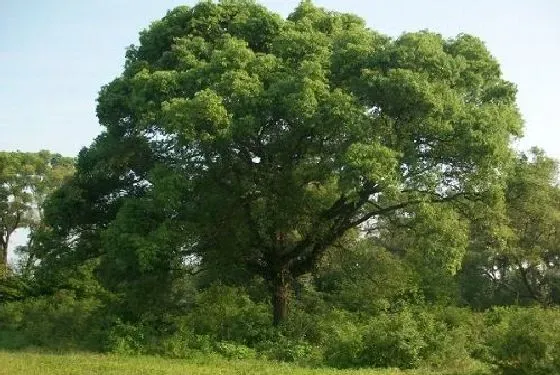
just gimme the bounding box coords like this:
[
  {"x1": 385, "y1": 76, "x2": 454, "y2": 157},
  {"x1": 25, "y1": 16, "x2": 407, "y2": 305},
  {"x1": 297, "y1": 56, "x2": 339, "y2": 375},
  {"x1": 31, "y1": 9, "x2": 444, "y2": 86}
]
[{"x1": 1, "y1": 0, "x2": 559, "y2": 259}]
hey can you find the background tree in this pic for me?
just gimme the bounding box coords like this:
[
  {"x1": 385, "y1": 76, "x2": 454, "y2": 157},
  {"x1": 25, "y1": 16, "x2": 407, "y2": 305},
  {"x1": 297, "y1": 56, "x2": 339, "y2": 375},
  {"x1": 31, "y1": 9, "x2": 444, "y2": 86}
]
[
  {"x1": 0, "y1": 151, "x2": 73, "y2": 302},
  {"x1": 315, "y1": 236, "x2": 419, "y2": 314},
  {"x1": 372, "y1": 202, "x2": 470, "y2": 304},
  {"x1": 0, "y1": 151, "x2": 74, "y2": 272},
  {"x1": 504, "y1": 149, "x2": 560, "y2": 305},
  {"x1": 461, "y1": 149, "x2": 560, "y2": 307},
  {"x1": 26, "y1": 133, "x2": 153, "y2": 298},
  {"x1": 457, "y1": 197, "x2": 515, "y2": 309}
]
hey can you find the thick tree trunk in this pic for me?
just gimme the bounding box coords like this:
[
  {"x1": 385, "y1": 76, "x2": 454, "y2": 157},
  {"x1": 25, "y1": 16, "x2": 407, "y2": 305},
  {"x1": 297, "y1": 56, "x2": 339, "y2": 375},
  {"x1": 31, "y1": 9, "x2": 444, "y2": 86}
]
[{"x1": 272, "y1": 276, "x2": 289, "y2": 326}]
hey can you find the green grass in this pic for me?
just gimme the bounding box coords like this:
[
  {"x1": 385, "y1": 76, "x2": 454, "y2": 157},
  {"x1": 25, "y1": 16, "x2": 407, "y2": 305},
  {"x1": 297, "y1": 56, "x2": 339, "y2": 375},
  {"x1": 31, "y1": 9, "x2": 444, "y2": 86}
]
[{"x1": 0, "y1": 351, "x2": 485, "y2": 375}]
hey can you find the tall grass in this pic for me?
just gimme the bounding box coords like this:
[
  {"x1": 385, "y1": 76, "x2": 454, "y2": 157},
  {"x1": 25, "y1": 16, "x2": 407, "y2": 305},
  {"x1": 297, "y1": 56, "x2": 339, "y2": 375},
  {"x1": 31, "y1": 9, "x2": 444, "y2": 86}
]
[{"x1": 0, "y1": 352, "x2": 482, "y2": 375}]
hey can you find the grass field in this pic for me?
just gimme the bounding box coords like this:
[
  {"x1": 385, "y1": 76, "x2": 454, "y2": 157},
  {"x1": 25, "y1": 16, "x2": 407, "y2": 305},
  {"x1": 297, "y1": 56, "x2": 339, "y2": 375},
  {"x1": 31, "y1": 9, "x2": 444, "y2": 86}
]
[{"x1": 0, "y1": 351, "x2": 484, "y2": 375}]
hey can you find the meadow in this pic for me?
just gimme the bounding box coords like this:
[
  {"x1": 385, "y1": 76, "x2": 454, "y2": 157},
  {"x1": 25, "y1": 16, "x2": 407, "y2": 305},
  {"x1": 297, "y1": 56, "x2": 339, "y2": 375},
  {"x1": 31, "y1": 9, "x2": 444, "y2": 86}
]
[{"x1": 0, "y1": 352, "x2": 482, "y2": 375}]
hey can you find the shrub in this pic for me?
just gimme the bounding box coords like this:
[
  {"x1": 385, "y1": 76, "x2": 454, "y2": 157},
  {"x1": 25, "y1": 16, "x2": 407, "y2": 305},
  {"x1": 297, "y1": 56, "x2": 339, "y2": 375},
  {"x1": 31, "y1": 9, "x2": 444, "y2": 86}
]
[
  {"x1": 0, "y1": 301, "x2": 25, "y2": 331},
  {"x1": 482, "y1": 307, "x2": 560, "y2": 375},
  {"x1": 188, "y1": 284, "x2": 272, "y2": 345},
  {"x1": 104, "y1": 319, "x2": 150, "y2": 354},
  {"x1": 278, "y1": 305, "x2": 323, "y2": 344},
  {"x1": 257, "y1": 334, "x2": 321, "y2": 364},
  {"x1": 0, "y1": 290, "x2": 104, "y2": 351},
  {"x1": 321, "y1": 310, "x2": 365, "y2": 368},
  {"x1": 214, "y1": 342, "x2": 257, "y2": 360},
  {"x1": 321, "y1": 308, "x2": 479, "y2": 370},
  {"x1": 0, "y1": 329, "x2": 28, "y2": 350},
  {"x1": 419, "y1": 307, "x2": 481, "y2": 370},
  {"x1": 158, "y1": 321, "x2": 214, "y2": 358},
  {"x1": 360, "y1": 310, "x2": 426, "y2": 369}
]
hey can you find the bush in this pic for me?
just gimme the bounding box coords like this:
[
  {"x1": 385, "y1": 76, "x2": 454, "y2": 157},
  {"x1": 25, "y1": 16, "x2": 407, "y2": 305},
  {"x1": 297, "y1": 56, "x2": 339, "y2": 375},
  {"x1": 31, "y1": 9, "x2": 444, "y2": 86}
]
[
  {"x1": 104, "y1": 320, "x2": 150, "y2": 354},
  {"x1": 321, "y1": 308, "x2": 480, "y2": 370},
  {"x1": 102, "y1": 285, "x2": 270, "y2": 359},
  {"x1": 187, "y1": 284, "x2": 272, "y2": 345},
  {"x1": 257, "y1": 334, "x2": 321, "y2": 365},
  {"x1": 322, "y1": 310, "x2": 427, "y2": 369},
  {"x1": 158, "y1": 321, "x2": 214, "y2": 358},
  {"x1": 0, "y1": 329, "x2": 28, "y2": 350},
  {"x1": 360, "y1": 310, "x2": 426, "y2": 369},
  {"x1": 105, "y1": 317, "x2": 257, "y2": 360},
  {"x1": 321, "y1": 310, "x2": 365, "y2": 368},
  {"x1": 214, "y1": 342, "x2": 257, "y2": 360},
  {"x1": 417, "y1": 307, "x2": 483, "y2": 370},
  {"x1": 482, "y1": 307, "x2": 560, "y2": 375},
  {"x1": 0, "y1": 301, "x2": 25, "y2": 331},
  {"x1": 0, "y1": 290, "x2": 104, "y2": 351},
  {"x1": 277, "y1": 305, "x2": 324, "y2": 344}
]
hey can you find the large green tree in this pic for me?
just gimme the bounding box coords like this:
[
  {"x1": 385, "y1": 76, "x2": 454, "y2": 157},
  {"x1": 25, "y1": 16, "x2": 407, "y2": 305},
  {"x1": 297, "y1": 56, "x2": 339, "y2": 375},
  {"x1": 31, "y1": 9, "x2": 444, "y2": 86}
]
[{"x1": 51, "y1": 0, "x2": 522, "y2": 323}]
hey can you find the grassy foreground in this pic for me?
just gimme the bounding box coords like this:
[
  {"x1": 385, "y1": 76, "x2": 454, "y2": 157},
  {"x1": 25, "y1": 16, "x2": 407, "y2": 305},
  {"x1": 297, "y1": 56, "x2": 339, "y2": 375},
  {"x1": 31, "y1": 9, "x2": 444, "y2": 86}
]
[{"x1": 0, "y1": 351, "x2": 482, "y2": 375}]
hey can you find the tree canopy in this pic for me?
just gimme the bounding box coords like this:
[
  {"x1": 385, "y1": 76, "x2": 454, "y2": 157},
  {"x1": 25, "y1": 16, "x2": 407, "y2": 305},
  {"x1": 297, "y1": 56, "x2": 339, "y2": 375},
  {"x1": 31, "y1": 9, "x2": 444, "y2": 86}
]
[{"x1": 39, "y1": 0, "x2": 523, "y2": 323}]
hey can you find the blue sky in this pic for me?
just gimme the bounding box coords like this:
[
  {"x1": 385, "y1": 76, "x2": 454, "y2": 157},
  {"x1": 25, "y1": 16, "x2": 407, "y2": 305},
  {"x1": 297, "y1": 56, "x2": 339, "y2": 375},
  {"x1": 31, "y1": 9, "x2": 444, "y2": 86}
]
[{"x1": 1, "y1": 1, "x2": 559, "y2": 258}]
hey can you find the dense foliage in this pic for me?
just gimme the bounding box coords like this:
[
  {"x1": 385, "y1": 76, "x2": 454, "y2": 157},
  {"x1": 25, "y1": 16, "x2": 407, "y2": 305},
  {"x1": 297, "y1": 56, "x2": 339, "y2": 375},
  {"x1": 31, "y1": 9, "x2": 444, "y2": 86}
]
[{"x1": 1, "y1": 1, "x2": 559, "y2": 374}]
